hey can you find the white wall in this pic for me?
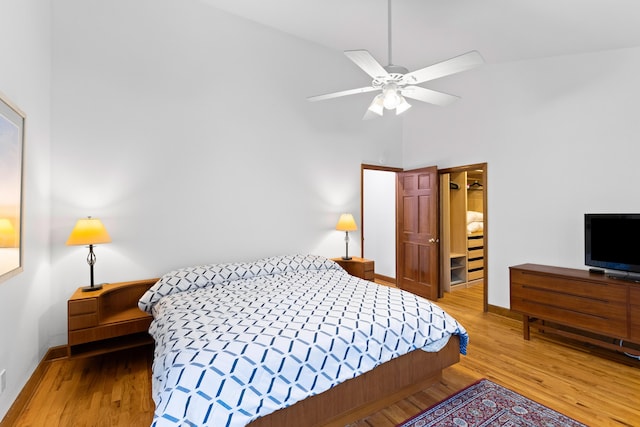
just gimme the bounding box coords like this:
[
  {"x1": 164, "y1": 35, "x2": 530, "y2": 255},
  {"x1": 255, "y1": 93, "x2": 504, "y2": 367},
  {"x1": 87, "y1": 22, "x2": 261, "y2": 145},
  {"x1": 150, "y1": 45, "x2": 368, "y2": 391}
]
[
  {"x1": 48, "y1": 0, "x2": 403, "y2": 346},
  {"x1": 363, "y1": 169, "x2": 396, "y2": 277},
  {"x1": 403, "y1": 46, "x2": 640, "y2": 308},
  {"x1": 0, "y1": 0, "x2": 52, "y2": 418}
]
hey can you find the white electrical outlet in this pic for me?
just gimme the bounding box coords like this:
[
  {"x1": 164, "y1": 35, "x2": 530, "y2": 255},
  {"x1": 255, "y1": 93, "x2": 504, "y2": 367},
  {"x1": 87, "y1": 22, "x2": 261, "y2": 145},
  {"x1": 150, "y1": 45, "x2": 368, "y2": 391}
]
[{"x1": 0, "y1": 369, "x2": 6, "y2": 394}]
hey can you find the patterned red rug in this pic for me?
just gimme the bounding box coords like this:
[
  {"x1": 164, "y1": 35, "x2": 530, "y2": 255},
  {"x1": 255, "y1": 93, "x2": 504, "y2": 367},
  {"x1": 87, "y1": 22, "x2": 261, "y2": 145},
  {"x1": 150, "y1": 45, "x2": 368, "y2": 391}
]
[{"x1": 396, "y1": 379, "x2": 587, "y2": 427}]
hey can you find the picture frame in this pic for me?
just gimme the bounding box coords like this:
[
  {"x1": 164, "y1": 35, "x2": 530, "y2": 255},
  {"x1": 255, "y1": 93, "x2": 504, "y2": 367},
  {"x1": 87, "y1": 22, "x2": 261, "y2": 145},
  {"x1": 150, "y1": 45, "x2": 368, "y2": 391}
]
[{"x1": 0, "y1": 91, "x2": 25, "y2": 283}]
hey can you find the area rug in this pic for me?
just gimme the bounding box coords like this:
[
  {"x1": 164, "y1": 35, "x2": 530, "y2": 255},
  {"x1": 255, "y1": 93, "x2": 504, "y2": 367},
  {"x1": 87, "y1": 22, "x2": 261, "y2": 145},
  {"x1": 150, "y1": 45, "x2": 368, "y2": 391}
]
[{"x1": 396, "y1": 379, "x2": 587, "y2": 427}]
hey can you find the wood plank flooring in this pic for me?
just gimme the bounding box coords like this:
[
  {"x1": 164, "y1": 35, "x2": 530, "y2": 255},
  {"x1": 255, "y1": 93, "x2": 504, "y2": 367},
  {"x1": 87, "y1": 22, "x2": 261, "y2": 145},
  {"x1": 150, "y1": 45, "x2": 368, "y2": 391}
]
[
  {"x1": 356, "y1": 284, "x2": 640, "y2": 427},
  {"x1": 3, "y1": 284, "x2": 639, "y2": 426}
]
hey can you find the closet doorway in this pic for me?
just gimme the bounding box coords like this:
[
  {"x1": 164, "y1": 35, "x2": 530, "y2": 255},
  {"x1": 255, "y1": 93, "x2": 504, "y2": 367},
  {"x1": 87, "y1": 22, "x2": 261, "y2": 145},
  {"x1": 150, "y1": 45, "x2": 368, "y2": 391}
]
[
  {"x1": 439, "y1": 164, "x2": 487, "y2": 312},
  {"x1": 361, "y1": 163, "x2": 488, "y2": 312}
]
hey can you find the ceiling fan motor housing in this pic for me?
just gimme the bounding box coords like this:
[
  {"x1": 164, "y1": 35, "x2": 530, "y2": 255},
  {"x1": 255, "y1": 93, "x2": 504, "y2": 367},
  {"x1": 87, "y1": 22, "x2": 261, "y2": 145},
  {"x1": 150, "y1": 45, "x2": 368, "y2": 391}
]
[{"x1": 383, "y1": 64, "x2": 409, "y2": 75}]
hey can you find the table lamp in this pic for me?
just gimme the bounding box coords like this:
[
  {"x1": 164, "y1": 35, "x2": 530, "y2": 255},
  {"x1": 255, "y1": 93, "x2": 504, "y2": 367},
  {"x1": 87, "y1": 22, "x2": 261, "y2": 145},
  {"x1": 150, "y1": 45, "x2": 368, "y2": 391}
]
[
  {"x1": 66, "y1": 216, "x2": 112, "y2": 292},
  {"x1": 336, "y1": 213, "x2": 357, "y2": 260}
]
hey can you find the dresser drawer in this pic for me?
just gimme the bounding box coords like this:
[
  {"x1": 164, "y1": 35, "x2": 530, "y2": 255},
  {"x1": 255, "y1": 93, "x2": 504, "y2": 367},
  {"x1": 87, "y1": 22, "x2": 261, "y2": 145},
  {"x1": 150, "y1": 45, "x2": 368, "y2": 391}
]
[
  {"x1": 468, "y1": 269, "x2": 483, "y2": 281},
  {"x1": 511, "y1": 282, "x2": 627, "y2": 337},
  {"x1": 510, "y1": 268, "x2": 627, "y2": 304},
  {"x1": 467, "y1": 237, "x2": 483, "y2": 249},
  {"x1": 468, "y1": 259, "x2": 483, "y2": 270},
  {"x1": 468, "y1": 248, "x2": 483, "y2": 259},
  {"x1": 630, "y1": 287, "x2": 640, "y2": 341},
  {"x1": 631, "y1": 286, "x2": 640, "y2": 306}
]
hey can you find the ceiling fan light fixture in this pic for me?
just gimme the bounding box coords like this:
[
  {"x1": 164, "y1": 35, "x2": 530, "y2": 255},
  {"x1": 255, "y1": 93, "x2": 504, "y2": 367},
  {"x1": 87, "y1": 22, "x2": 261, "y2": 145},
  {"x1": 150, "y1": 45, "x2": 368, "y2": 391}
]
[
  {"x1": 382, "y1": 84, "x2": 401, "y2": 109},
  {"x1": 367, "y1": 94, "x2": 384, "y2": 116},
  {"x1": 396, "y1": 96, "x2": 412, "y2": 115}
]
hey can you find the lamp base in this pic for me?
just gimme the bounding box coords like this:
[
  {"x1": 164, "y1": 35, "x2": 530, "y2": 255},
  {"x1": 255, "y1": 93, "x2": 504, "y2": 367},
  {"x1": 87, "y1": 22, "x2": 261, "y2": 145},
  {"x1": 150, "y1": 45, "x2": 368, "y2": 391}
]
[
  {"x1": 341, "y1": 256, "x2": 352, "y2": 260},
  {"x1": 81, "y1": 283, "x2": 104, "y2": 292}
]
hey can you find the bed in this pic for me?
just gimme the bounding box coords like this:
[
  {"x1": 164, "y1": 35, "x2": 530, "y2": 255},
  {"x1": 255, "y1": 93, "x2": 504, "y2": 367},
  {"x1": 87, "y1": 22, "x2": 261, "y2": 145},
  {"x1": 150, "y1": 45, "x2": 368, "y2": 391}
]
[{"x1": 139, "y1": 254, "x2": 468, "y2": 427}]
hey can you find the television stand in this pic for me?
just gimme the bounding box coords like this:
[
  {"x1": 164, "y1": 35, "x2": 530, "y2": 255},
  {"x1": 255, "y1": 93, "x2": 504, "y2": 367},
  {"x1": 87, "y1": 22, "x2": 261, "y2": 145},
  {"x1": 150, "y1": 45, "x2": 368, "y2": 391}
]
[{"x1": 510, "y1": 263, "x2": 640, "y2": 357}]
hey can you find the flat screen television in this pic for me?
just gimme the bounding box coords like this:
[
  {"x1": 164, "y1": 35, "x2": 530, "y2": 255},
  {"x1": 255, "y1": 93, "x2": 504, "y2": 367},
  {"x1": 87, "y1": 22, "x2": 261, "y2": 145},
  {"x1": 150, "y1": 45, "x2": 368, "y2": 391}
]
[{"x1": 585, "y1": 213, "x2": 640, "y2": 279}]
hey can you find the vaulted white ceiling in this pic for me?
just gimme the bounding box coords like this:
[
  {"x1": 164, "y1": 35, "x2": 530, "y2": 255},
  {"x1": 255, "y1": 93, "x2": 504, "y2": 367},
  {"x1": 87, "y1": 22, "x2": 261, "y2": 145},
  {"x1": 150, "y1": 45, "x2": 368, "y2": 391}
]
[{"x1": 201, "y1": 0, "x2": 640, "y2": 71}]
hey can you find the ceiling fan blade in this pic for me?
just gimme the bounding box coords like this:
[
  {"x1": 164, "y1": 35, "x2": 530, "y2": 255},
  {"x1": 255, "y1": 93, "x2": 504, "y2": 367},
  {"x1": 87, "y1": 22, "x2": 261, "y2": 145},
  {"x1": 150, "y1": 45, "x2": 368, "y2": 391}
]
[
  {"x1": 404, "y1": 50, "x2": 484, "y2": 85},
  {"x1": 344, "y1": 50, "x2": 389, "y2": 80},
  {"x1": 401, "y1": 86, "x2": 460, "y2": 106},
  {"x1": 307, "y1": 86, "x2": 378, "y2": 102}
]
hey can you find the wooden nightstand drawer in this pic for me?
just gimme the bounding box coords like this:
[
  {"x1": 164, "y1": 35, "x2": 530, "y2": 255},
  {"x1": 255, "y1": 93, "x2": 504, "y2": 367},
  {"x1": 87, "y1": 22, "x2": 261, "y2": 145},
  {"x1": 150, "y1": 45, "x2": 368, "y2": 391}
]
[
  {"x1": 69, "y1": 313, "x2": 99, "y2": 331},
  {"x1": 332, "y1": 257, "x2": 375, "y2": 281},
  {"x1": 68, "y1": 299, "x2": 97, "y2": 315},
  {"x1": 68, "y1": 317, "x2": 152, "y2": 346}
]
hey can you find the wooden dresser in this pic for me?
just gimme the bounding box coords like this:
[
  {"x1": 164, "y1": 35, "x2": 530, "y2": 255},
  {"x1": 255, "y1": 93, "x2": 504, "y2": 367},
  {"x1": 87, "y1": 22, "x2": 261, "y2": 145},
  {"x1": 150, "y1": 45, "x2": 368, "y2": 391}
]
[
  {"x1": 510, "y1": 263, "x2": 639, "y2": 355},
  {"x1": 67, "y1": 278, "x2": 157, "y2": 357},
  {"x1": 332, "y1": 257, "x2": 375, "y2": 281}
]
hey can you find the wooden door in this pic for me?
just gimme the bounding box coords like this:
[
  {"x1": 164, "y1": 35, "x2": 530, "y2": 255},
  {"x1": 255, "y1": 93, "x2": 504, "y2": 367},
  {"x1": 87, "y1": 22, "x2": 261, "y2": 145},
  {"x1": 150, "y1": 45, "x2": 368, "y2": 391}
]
[{"x1": 396, "y1": 166, "x2": 439, "y2": 300}]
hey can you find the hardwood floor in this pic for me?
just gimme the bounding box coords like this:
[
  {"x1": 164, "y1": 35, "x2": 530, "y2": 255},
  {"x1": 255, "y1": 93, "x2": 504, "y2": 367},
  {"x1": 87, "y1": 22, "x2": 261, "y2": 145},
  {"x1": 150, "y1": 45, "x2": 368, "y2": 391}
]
[
  {"x1": 4, "y1": 284, "x2": 639, "y2": 426},
  {"x1": 3, "y1": 345, "x2": 155, "y2": 427},
  {"x1": 355, "y1": 284, "x2": 639, "y2": 427}
]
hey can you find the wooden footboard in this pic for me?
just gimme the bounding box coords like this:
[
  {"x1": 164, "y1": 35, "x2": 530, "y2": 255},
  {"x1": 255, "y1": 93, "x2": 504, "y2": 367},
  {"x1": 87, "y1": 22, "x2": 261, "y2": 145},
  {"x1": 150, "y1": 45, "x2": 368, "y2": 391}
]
[{"x1": 248, "y1": 335, "x2": 461, "y2": 427}]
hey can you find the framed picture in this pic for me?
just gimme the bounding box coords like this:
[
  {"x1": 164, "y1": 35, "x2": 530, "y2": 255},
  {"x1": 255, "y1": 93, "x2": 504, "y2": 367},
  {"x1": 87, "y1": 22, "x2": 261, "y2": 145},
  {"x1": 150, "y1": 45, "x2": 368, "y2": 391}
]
[{"x1": 0, "y1": 91, "x2": 25, "y2": 283}]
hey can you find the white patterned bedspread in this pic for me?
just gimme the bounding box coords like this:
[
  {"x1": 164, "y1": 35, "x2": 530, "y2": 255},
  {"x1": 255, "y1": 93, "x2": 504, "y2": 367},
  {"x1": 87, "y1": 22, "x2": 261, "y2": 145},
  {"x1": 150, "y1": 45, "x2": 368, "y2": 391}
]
[{"x1": 139, "y1": 255, "x2": 468, "y2": 427}]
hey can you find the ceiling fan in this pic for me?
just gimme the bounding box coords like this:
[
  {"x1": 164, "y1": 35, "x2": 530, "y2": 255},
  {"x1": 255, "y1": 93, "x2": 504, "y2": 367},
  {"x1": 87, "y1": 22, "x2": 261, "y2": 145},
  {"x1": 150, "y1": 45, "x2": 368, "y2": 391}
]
[{"x1": 307, "y1": 0, "x2": 484, "y2": 119}]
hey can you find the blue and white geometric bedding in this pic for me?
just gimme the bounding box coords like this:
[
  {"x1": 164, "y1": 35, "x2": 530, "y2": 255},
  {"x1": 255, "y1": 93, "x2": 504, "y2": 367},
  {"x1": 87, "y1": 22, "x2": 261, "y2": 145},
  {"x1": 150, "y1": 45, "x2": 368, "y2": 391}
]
[{"x1": 139, "y1": 254, "x2": 468, "y2": 427}]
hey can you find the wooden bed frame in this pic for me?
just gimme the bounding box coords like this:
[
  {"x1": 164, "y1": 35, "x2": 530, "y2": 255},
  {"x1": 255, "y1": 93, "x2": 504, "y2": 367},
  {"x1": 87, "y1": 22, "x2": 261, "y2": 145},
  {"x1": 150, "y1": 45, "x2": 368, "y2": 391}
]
[{"x1": 248, "y1": 336, "x2": 461, "y2": 427}]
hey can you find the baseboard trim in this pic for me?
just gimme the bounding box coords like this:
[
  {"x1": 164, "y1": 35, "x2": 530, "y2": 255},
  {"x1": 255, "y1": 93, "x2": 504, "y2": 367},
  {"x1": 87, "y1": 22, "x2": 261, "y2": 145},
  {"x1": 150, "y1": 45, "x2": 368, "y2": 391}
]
[
  {"x1": 488, "y1": 304, "x2": 521, "y2": 320},
  {"x1": 374, "y1": 273, "x2": 396, "y2": 285},
  {"x1": 0, "y1": 345, "x2": 67, "y2": 426},
  {"x1": 45, "y1": 345, "x2": 68, "y2": 361}
]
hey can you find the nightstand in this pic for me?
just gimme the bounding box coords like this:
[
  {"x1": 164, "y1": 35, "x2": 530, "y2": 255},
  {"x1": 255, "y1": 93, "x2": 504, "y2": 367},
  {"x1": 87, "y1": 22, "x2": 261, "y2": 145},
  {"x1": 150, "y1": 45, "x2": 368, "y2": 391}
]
[
  {"x1": 332, "y1": 257, "x2": 375, "y2": 281},
  {"x1": 67, "y1": 278, "x2": 158, "y2": 357}
]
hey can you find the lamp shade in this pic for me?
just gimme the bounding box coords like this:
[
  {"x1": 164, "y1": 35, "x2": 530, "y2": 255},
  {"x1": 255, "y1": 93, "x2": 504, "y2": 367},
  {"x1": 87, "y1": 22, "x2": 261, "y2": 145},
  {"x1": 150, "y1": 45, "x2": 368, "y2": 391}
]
[
  {"x1": 66, "y1": 217, "x2": 112, "y2": 246},
  {"x1": 336, "y1": 213, "x2": 357, "y2": 232}
]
